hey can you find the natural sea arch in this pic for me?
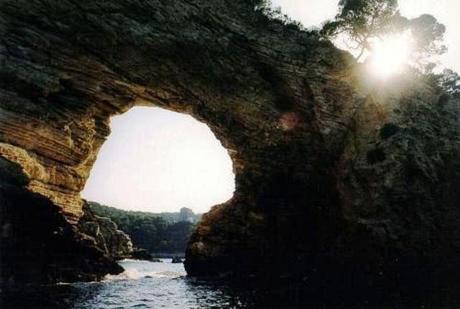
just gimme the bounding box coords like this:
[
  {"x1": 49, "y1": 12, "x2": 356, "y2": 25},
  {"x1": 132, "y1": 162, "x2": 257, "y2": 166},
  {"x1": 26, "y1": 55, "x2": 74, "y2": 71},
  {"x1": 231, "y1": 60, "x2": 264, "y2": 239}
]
[
  {"x1": 1, "y1": 0, "x2": 458, "y2": 292},
  {"x1": 0, "y1": 0, "x2": 354, "y2": 281}
]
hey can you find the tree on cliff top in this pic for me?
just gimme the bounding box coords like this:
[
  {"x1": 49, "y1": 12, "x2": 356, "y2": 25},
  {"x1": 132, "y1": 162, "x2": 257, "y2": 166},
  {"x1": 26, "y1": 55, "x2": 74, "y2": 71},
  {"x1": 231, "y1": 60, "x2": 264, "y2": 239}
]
[
  {"x1": 321, "y1": 0, "x2": 446, "y2": 70},
  {"x1": 438, "y1": 69, "x2": 460, "y2": 98},
  {"x1": 407, "y1": 14, "x2": 447, "y2": 69},
  {"x1": 253, "y1": 0, "x2": 305, "y2": 31},
  {"x1": 322, "y1": 0, "x2": 399, "y2": 60}
]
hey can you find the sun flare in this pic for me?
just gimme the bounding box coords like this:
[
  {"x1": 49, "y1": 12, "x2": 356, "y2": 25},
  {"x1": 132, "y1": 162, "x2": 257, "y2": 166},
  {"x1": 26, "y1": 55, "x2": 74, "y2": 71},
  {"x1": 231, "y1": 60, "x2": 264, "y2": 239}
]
[{"x1": 368, "y1": 31, "x2": 414, "y2": 78}]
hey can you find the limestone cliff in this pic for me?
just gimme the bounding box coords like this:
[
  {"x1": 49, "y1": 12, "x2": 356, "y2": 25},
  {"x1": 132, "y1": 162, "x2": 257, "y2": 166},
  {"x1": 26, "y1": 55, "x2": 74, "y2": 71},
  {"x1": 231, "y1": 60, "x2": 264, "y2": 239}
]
[{"x1": 0, "y1": 0, "x2": 459, "y2": 292}]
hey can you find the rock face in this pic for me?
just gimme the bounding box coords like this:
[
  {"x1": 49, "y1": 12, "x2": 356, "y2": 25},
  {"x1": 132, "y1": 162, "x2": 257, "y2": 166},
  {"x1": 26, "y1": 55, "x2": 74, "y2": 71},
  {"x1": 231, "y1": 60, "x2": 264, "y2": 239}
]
[
  {"x1": 78, "y1": 203, "x2": 133, "y2": 260},
  {"x1": 0, "y1": 159, "x2": 123, "y2": 287},
  {"x1": 130, "y1": 249, "x2": 155, "y2": 261},
  {"x1": 0, "y1": 0, "x2": 459, "y2": 292}
]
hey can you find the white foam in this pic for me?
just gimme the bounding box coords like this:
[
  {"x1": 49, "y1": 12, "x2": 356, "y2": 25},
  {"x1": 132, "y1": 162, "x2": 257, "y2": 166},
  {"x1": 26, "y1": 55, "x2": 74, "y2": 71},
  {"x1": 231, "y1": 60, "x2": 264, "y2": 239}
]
[{"x1": 103, "y1": 268, "x2": 182, "y2": 281}]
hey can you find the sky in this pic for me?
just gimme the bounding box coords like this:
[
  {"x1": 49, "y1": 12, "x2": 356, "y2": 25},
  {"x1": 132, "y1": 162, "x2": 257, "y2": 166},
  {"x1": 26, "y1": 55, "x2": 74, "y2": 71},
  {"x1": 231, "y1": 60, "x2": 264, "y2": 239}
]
[
  {"x1": 81, "y1": 107, "x2": 235, "y2": 213},
  {"x1": 271, "y1": 0, "x2": 460, "y2": 73}
]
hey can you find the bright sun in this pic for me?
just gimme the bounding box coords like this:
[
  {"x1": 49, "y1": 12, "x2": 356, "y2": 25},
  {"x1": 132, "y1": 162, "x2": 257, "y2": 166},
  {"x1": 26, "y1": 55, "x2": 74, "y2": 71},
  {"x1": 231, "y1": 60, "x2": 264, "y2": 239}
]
[{"x1": 368, "y1": 31, "x2": 414, "y2": 78}]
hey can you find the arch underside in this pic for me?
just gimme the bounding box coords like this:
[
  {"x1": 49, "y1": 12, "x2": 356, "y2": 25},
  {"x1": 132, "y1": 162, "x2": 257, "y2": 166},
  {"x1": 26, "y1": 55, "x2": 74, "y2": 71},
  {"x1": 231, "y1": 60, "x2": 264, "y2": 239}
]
[{"x1": 1, "y1": 0, "x2": 459, "y2": 291}]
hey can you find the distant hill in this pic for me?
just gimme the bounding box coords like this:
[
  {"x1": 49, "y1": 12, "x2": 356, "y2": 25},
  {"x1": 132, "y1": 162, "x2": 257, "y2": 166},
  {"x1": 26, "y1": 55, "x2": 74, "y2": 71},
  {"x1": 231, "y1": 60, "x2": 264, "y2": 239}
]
[
  {"x1": 88, "y1": 202, "x2": 202, "y2": 224},
  {"x1": 88, "y1": 202, "x2": 202, "y2": 254}
]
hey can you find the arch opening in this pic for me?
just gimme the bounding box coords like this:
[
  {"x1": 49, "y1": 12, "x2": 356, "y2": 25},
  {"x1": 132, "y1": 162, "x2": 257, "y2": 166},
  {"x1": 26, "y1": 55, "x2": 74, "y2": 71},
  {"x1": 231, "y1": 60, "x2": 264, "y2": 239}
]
[
  {"x1": 82, "y1": 106, "x2": 236, "y2": 214},
  {"x1": 76, "y1": 105, "x2": 236, "y2": 261}
]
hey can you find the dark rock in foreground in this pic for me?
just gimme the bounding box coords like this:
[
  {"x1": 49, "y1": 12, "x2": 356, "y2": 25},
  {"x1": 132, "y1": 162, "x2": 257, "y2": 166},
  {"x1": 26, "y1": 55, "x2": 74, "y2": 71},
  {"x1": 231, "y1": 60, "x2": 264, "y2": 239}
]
[{"x1": 0, "y1": 160, "x2": 123, "y2": 288}]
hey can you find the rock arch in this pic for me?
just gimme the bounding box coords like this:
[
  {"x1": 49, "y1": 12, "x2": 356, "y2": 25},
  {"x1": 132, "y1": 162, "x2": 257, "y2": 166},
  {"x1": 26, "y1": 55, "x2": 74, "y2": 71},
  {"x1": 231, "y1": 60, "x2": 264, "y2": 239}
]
[{"x1": 1, "y1": 0, "x2": 459, "y2": 290}]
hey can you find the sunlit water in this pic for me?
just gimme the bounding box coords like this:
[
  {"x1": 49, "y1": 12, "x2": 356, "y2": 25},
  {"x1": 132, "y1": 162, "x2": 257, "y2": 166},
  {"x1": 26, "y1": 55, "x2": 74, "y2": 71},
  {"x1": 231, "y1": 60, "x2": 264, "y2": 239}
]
[
  {"x1": 70, "y1": 259, "x2": 234, "y2": 308},
  {"x1": 2, "y1": 259, "x2": 248, "y2": 309}
]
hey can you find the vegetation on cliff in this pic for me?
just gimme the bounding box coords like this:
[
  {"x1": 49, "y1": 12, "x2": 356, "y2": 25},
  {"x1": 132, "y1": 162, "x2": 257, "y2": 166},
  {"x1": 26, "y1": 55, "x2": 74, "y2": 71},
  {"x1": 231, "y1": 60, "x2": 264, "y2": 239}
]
[
  {"x1": 321, "y1": 0, "x2": 446, "y2": 66},
  {"x1": 88, "y1": 202, "x2": 200, "y2": 254}
]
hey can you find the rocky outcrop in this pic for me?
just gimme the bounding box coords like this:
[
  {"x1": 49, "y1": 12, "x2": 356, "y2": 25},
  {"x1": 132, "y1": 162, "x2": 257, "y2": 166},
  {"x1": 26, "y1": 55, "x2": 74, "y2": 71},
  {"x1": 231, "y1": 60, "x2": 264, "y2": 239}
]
[
  {"x1": 130, "y1": 249, "x2": 156, "y2": 261},
  {"x1": 78, "y1": 203, "x2": 133, "y2": 260},
  {"x1": 0, "y1": 158, "x2": 123, "y2": 287},
  {"x1": 0, "y1": 0, "x2": 459, "y2": 293}
]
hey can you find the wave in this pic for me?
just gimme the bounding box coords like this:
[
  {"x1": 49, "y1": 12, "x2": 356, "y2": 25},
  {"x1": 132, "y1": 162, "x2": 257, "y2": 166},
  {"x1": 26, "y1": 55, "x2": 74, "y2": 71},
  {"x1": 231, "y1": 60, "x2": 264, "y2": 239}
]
[
  {"x1": 104, "y1": 269, "x2": 183, "y2": 281},
  {"x1": 103, "y1": 259, "x2": 184, "y2": 281}
]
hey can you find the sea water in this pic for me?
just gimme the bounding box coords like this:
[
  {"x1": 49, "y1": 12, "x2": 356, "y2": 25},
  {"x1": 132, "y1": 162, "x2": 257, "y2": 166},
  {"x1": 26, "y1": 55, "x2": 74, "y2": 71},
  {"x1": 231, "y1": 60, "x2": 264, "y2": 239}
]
[
  {"x1": 2, "y1": 259, "x2": 247, "y2": 308},
  {"x1": 2, "y1": 259, "x2": 458, "y2": 308}
]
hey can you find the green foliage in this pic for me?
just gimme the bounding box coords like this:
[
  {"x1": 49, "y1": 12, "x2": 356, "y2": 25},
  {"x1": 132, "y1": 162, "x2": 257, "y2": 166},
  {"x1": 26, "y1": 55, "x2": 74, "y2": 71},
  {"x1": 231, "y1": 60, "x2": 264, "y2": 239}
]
[
  {"x1": 253, "y1": 0, "x2": 305, "y2": 31},
  {"x1": 408, "y1": 15, "x2": 447, "y2": 60},
  {"x1": 322, "y1": 0, "x2": 398, "y2": 59},
  {"x1": 88, "y1": 202, "x2": 198, "y2": 253},
  {"x1": 436, "y1": 69, "x2": 460, "y2": 98},
  {"x1": 321, "y1": 0, "x2": 446, "y2": 67}
]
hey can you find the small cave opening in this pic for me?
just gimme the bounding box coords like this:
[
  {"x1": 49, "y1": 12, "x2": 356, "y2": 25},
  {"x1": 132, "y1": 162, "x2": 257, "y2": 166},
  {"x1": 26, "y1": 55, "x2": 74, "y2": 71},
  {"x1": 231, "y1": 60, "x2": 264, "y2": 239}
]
[{"x1": 80, "y1": 106, "x2": 235, "y2": 261}]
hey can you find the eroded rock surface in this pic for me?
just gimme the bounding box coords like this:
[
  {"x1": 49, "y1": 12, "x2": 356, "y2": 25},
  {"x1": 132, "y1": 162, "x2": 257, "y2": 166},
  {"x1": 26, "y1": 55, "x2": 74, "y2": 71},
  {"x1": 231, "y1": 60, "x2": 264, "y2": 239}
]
[
  {"x1": 0, "y1": 158, "x2": 123, "y2": 287},
  {"x1": 0, "y1": 0, "x2": 459, "y2": 292},
  {"x1": 78, "y1": 202, "x2": 133, "y2": 260}
]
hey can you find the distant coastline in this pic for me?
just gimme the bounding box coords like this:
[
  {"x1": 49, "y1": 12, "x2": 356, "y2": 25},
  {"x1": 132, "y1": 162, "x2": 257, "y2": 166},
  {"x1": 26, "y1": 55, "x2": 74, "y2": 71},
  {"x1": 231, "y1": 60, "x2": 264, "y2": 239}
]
[{"x1": 88, "y1": 201, "x2": 201, "y2": 256}]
